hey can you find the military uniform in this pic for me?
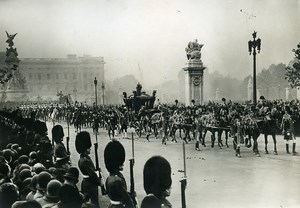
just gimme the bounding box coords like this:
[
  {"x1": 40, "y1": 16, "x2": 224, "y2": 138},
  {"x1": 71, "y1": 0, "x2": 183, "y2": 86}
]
[
  {"x1": 104, "y1": 140, "x2": 134, "y2": 208},
  {"x1": 75, "y1": 131, "x2": 100, "y2": 208}
]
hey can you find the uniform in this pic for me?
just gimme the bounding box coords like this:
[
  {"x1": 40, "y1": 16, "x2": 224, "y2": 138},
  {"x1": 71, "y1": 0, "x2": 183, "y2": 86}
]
[
  {"x1": 75, "y1": 131, "x2": 100, "y2": 208},
  {"x1": 104, "y1": 140, "x2": 134, "y2": 208}
]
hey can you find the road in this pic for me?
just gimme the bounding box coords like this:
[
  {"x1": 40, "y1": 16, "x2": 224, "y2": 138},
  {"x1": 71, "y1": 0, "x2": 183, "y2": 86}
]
[{"x1": 47, "y1": 121, "x2": 300, "y2": 208}]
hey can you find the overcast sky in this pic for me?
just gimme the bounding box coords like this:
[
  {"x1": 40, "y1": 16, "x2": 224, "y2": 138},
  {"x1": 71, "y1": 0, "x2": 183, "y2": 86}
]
[{"x1": 0, "y1": 0, "x2": 299, "y2": 87}]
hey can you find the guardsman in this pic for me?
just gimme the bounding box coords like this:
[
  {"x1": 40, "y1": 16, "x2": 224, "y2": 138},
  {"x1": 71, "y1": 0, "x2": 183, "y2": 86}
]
[
  {"x1": 52, "y1": 125, "x2": 71, "y2": 182},
  {"x1": 75, "y1": 131, "x2": 100, "y2": 207},
  {"x1": 281, "y1": 107, "x2": 298, "y2": 156},
  {"x1": 104, "y1": 139, "x2": 134, "y2": 208},
  {"x1": 143, "y1": 156, "x2": 172, "y2": 208}
]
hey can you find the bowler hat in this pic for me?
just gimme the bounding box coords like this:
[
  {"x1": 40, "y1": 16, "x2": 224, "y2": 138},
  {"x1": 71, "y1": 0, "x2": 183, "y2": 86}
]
[{"x1": 64, "y1": 167, "x2": 79, "y2": 182}]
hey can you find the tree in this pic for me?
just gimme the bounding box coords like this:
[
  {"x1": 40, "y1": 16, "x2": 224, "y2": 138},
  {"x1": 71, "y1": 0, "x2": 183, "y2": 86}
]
[{"x1": 285, "y1": 43, "x2": 300, "y2": 88}]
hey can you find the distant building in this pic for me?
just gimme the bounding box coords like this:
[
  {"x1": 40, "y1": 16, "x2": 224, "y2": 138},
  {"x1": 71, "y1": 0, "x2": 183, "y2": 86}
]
[{"x1": 1, "y1": 53, "x2": 105, "y2": 103}]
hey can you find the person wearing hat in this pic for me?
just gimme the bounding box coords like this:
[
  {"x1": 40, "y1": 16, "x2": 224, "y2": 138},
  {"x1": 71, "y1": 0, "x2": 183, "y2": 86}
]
[
  {"x1": 141, "y1": 194, "x2": 161, "y2": 208},
  {"x1": 34, "y1": 171, "x2": 53, "y2": 200},
  {"x1": 75, "y1": 131, "x2": 100, "y2": 208},
  {"x1": 0, "y1": 163, "x2": 12, "y2": 186},
  {"x1": 26, "y1": 174, "x2": 38, "y2": 201},
  {"x1": 143, "y1": 156, "x2": 172, "y2": 208},
  {"x1": 0, "y1": 182, "x2": 20, "y2": 208},
  {"x1": 36, "y1": 179, "x2": 62, "y2": 207},
  {"x1": 52, "y1": 125, "x2": 71, "y2": 169},
  {"x1": 104, "y1": 139, "x2": 134, "y2": 208},
  {"x1": 63, "y1": 167, "x2": 79, "y2": 189},
  {"x1": 53, "y1": 184, "x2": 83, "y2": 208},
  {"x1": 281, "y1": 107, "x2": 298, "y2": 156}
]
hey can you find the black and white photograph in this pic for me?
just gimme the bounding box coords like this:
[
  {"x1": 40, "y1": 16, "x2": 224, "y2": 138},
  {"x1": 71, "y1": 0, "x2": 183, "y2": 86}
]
[{"x1": 0, "y1": 0, "x2": 300, "y2": 207}]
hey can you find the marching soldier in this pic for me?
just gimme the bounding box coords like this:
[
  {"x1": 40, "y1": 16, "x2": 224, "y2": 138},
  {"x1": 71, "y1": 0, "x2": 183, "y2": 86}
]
[
  {"x1": 104, "y1": 139, "x2": 134, "y2": 208},
  {"x1": 75, "y1": 131, "x2": 101, "y2": 208}
]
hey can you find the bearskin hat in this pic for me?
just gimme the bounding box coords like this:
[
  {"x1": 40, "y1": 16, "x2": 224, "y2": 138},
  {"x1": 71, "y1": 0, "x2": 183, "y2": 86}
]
[
  {"x1": 75, "y1": 131, "x2": 92, "y2": 154},
  {"x1": 143, "y1": 156, "x2": 172, "y2": 199},
  {"x1": 33, "y1": 121, "x2": 48, "y2": 136},
  {"x1": 104, "y1": 139, "x2": 125, "y2": 172},
  {"x1": 222, "y1": 97, "x2": 226, "y2": 102},
  {"x1": 52, "y1": 125, "x2": 64, "y2": 143}
]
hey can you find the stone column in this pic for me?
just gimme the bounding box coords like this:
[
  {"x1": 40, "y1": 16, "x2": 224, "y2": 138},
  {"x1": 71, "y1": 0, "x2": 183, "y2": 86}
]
[{"x1": 183, "y1": 60, "x2": 205, "y2": 106}]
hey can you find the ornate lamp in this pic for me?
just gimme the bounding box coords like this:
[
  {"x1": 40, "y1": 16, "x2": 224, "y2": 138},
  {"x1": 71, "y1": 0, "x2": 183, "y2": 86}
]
[{"x1": 248, "y1": 31, "x2": 262, "y2": 104}]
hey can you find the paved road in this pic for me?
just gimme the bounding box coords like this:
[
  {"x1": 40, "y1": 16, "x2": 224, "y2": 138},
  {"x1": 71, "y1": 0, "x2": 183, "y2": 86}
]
[{"x1": 47, "y1": 122, "x2": 300, "y2": 208}]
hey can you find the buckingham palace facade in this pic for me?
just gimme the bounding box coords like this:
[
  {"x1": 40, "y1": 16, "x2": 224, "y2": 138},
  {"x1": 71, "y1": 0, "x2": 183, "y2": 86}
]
[{"x1": 17, "y1": 54, "x2": 105, "y2": 103}]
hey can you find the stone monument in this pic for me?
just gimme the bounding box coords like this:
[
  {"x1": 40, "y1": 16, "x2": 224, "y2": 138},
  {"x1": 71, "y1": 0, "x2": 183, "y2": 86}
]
[
  {"x1": 183, "y1": 39, "x2": 206, "y2": 105},
  {"x1": 0, "y1": 31, "x2": 29, "y2": 102}
]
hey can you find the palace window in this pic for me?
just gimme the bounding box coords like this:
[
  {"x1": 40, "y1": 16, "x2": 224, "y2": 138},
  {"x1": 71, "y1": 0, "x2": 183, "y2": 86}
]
[
  {"x1": 38, "y1": 73, "x2": 41, "y2": 80},
  {"x1": 47, "y1": 74, "x2": 50, "y2": 80}
]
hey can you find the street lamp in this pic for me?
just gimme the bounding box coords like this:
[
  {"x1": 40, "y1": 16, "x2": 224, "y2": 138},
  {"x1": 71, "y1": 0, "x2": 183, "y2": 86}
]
[
  {"x1": 248, "y1": 31, "x2": 261, "y2": 104},
  {"x1": 101, "y1": 82, "x2": 105, "y2": 105},
  {"x1": 94, "y1": 77, "x2": 97, "y2": 106}
]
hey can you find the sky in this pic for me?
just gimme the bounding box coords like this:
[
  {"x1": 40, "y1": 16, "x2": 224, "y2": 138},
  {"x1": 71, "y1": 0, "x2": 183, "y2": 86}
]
[{"x1": 0, "y1": 0, "x2": 299, "y2": 88}]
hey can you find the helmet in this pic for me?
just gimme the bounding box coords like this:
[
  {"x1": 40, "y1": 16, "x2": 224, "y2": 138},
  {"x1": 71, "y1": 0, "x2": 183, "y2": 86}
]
[
  {"x1": 143, "y1": 156, "x2": 172, "y2": 199},
  {"x1": 104, "y1": 139, "x2": 125, "y2": 172},
  {"x1": 36, "y1": 171, "x2": 52, "y2": 191},
  {"x1": 75, "y1": 131, "x2": 92, "y2": 154},
  {"x1": 45, "y1": 179, "x2": 62, "y2": 199}
]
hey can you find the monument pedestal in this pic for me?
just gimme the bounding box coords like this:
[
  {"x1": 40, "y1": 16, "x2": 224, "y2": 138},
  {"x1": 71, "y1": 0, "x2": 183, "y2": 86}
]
[{"x1": 183, "y1": 60, "x2": 206, "y2": 106}]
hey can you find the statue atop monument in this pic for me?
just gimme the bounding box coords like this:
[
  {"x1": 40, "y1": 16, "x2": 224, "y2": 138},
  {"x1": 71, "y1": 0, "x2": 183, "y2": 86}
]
[
  {"x1": 185, "y1": 39, "x2": 204, "y2": 60},
  {"x1": 6, "y1": 31, "x2": 18, "y2": 47}
]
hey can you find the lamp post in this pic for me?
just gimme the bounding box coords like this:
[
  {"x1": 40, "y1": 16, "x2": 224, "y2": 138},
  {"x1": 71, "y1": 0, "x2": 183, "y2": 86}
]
[
  {"x1": 248, "y1": 31, "x2": 261, "y2": 104},
  {"x1": 73, "y1": 88, "x2": 77, "y2": 102},
  {"x1": 94, "y1": 77, "x2": 97, "y2": 106},
  {"x1": 101, "y1": 82, "x2": 105, "y2": 105}
]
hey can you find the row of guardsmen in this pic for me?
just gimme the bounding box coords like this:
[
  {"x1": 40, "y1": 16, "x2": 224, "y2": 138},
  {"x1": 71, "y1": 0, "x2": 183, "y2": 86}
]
[{"x1": 0, "y1": 110, "x2": 177, "y2": 208}]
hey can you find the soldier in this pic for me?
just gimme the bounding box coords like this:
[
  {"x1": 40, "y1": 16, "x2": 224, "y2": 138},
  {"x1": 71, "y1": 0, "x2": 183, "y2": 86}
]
[
  {"x1": 104, "y1": 139, "x2": 134, "y2": 208},
  {"x1": 143, "y1": 156, "x2": 172, "y2": 208},
  {"x1": 75, "y1": 131, "x2": 100, "y2": 208},
  {"x1": 52, "y1": 125, "x2": 71, "y2": 171},
  {"x1": 281, "y1": 107, "x2": 298, "y2": 156}
]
